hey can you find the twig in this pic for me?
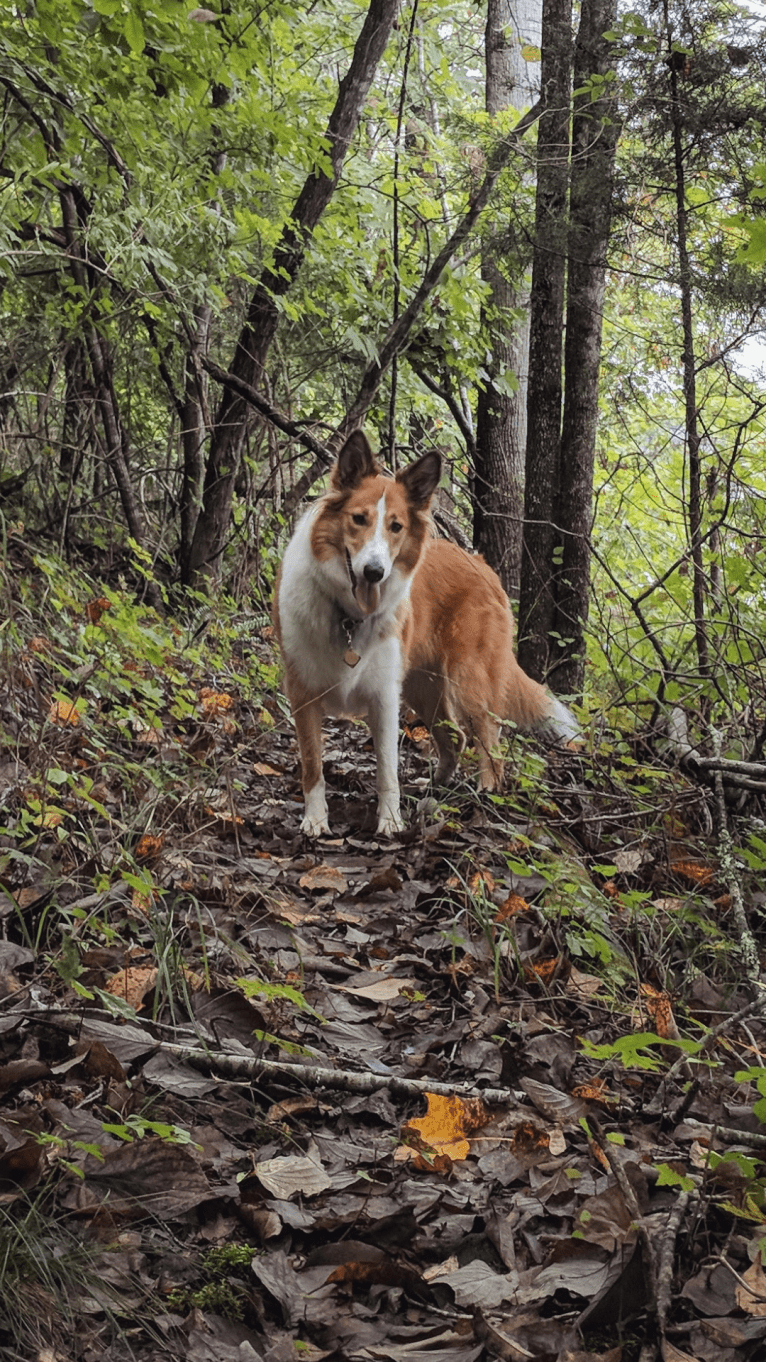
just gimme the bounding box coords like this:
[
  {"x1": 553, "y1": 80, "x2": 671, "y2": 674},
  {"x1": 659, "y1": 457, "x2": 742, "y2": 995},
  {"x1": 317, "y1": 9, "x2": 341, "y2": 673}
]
[{"x1": 655, "y1": 1190, "x2": 692, "y2": 1340}]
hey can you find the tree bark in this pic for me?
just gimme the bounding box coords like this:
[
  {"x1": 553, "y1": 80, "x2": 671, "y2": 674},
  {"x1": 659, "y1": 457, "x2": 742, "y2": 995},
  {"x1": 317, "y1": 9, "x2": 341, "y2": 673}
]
[
  {"x1": 663, "y1": 2, "x2": 709, "y2": 680},
  {"x1": 473, "y1": 0, "x2": 541, "y2": 599},
  {"x1": 517, "y1": 0, "x2": 572, "y2": 680},
  {"x1": 552, "y1": 0, "x2": 619, "y2": 695},
  {"x1": 183, "y1": 0, "x2": 401, "y2": 586}
]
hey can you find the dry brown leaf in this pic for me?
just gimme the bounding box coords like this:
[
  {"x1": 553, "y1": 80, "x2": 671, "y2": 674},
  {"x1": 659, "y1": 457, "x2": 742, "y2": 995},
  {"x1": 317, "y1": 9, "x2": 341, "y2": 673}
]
[
  {"x1": 253, "y1": 761, "x2": 281, "y2": 776},
  {"x1": 735, "y1": 1259, "x2": 766, "y2": 1316},
  {"x1": 254, "y1": 1151, "x2": 331, "y2": 1198},
  {"x1": 104, "y1": 966, "x2": 157, "y2": 1010},
  {"x1": 267, "y1": 1095, "x2": 319, "y2": 1122},
  {"x1": 299, "y1": 864, "x2": 348, "y2": 894},
  {"x1": 341, "y1": 976, "x2": 416, "y2": 1002}
]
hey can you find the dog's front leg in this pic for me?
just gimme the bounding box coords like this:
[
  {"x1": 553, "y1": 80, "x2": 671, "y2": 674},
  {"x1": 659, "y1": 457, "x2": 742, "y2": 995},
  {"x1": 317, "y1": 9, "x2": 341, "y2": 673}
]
[
  {"x1": 368, "y1": 684, "x2": 404, "y2": 837},
  {"x1": 291, "y1": 692, "x2": 329, "y2": 837}
]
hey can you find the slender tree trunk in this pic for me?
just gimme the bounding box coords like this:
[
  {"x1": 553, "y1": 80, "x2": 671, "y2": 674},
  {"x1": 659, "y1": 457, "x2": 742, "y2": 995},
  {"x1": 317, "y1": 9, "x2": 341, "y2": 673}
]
[
  {"x1": 517, "y1": 0, "x2": 572, "y2": 680},
  {"x1": 183, "y1": 0, "x2": 401, "y2": 586},
  {"x1": 664, "y1": 3, "x2": 710, "y2": 679},
  {"x1": 473, "y1": 0, "x2": 541, "y2": 599},
  {"x1": 180, "y1": 85, "x2": 230, "y2": 569},
  {"x1": 58, "y1": 187, "x2": 151, "y2": 562},
  {"x1": 552, "y1": 0, "x2": 619, "y2": 695}
]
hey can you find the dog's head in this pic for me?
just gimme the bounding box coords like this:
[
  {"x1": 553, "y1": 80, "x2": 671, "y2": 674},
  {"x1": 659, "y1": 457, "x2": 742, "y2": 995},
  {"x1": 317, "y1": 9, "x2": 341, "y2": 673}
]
[{"x1": 311, "y1": 431, "x2": 441, "y2": 616}]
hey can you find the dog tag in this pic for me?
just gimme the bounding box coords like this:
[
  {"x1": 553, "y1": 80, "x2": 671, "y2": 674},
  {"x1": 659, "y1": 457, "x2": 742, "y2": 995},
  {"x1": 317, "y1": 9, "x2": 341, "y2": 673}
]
[{"x1": 343, "y1": 646, "x2": 361, "y2": 668}]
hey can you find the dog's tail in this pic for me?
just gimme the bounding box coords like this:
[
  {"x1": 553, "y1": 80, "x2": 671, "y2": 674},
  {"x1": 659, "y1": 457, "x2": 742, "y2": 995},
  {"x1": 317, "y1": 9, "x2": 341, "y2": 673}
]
[{"x1": 505, "y1": 659, "x2": 580, "y2": 745}]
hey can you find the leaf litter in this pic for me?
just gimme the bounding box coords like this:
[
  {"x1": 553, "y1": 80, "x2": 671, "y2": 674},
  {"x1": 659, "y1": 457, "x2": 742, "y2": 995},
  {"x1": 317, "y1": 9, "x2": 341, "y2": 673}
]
[{"x1": 3, "y1": 577, "x2": 766, "y2": 1360}]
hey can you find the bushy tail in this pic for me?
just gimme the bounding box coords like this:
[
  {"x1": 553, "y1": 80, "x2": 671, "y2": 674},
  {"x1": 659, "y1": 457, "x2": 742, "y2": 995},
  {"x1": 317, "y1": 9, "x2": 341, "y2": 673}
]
[{"x1": 506, "y1": 660, "x2": 580, "y2": 745}]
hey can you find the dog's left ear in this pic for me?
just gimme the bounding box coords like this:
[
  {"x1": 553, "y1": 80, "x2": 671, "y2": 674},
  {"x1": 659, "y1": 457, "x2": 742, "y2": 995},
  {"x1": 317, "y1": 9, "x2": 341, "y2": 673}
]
[
  {"x1": 396, "y1": 451, "x2": 441, "y2": 508},
  {"x1": 332, "y1": 431, "x2": 379, "y2": 489}
]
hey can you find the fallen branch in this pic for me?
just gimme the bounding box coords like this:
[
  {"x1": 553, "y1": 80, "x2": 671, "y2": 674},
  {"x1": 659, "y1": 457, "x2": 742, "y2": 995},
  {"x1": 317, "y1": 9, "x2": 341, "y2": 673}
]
[{"x1": 30, "y1": 1009, "x2": 520, "y2": 1106}]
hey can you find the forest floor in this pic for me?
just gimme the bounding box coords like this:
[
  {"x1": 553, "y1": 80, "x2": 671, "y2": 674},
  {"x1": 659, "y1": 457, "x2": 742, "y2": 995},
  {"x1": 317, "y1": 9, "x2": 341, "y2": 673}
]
[{"x1": 2, "y1": 546, "x2": 766, "y2": 1362}]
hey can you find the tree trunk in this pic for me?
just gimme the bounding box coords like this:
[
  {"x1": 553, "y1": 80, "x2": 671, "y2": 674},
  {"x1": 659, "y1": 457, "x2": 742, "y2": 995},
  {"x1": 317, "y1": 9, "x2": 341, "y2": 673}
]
[
  {"x1": 664, "y1": 2, "x2": 709, "y2": 680},
  {"x1": 183, "y1": 0, "x2": 401, "y2": 586},
  {"x1": 517, "y1": 0, "x2": 572, "y2": 680},
  {"x1": 473, "y1": 0, "x2": 541, "y2": 599},
  {"x1": 552, "y1": 0, "x2": 619, "y2": 695}
]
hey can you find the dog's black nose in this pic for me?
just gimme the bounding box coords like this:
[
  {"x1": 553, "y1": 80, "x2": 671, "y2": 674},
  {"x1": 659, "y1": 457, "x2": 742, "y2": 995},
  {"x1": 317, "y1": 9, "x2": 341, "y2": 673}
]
[{"x1": 364, "y1": 563, "x2": 385, "y2": 583}]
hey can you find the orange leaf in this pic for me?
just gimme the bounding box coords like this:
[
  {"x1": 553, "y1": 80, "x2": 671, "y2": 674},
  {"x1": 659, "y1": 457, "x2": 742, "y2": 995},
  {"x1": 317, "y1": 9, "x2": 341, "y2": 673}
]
[
  {"x1": 572, "y1": 1078, "x2": 618, "y2": 1106},
  {"x1": 639, "y1": 983, "x2": 680, "y2": 1040},
  {"x1": 469, "y1": 869, "x2": 495, "y2": 895},
  {"x1": 401, "y1": 1092, "x2": 492, "y2": 1163},
  {"x1": 253, "y1": 761, "x2": 281, "y2": 777},
  {"x1": 670, "y1": 858, "x2": 715, "y2": 886},
  {"x1": 104, "y1": 966, "x2": 157, "y2": 1010},
  {"x1": 49, "y1": 699, "x2": 82, "y2": 727},
  {"x1": 494, "y1": 893, "x2": 528, "y2": 921},
  {"x1": 199, "y1": 688, "x2": 235, "y2": 716},
  {"x1": 523, "y1": 956, "x2": 561, "y2": 985},
  {"x1": 404, "y1": 723, "x2": 430, "y2": 744},
  {"x1": 135, "y1": 833, "x2": 164, "y2": 862},
  {"x1": 86, "y1": 596, "x2": 111, "y2": 624}
]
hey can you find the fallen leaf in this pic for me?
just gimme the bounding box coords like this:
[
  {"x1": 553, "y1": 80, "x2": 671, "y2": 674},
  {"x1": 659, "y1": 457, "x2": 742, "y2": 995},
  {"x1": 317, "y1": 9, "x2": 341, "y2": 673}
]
[
  {"x1": 299, "y1": 865, "x2": 349, "y2": 894},
  {"x1": 85, "y1": 596, "x2": 111, "y2": 624},
  {"x1": 254, "y1": 1150, "x2": 332, "y2": 1199},
  {"x1": 104, "y1": 966, "x2": 158, "y2": 1010},
  {"x1": 341, "y1": 975, "x2": 416, "y2": 1002},
  {"x1": 49, "y1": 698, "x2": 82, "y2": 727},
  {"x1": 736, "y1": 1258, "x2": 766, "y2": 1316},
  {"x1": 401, "y1": 1092, "x2": 492, "y2": 1163}
]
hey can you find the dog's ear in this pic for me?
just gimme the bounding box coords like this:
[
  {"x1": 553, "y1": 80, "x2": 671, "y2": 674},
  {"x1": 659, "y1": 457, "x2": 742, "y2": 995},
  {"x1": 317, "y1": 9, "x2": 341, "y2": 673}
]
[
  {"x1": 396, "y1": 451, "x2": 441, "y2": 509},
  {"x1": 332, "y1": 431, "x2": 378, "y2": 489}
]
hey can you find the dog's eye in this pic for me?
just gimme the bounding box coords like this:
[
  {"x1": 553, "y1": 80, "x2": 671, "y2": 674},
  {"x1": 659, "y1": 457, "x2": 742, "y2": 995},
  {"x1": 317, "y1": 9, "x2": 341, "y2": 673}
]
[
  {"x1": 352, "y1": 513, "x2": 367, "y2": 526},
  {"x1": 390, "y1": 520, "x2": 403, "y2": 534}
]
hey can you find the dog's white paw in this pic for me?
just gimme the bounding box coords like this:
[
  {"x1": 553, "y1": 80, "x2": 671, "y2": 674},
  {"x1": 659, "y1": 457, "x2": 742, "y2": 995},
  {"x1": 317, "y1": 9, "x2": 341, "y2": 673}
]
[
  {"x1": 376, "y1": 810, "x2": 404, "y2": 837},
  {"x1": 301, "y1": 813, "x2": 330, "y2": 837}
]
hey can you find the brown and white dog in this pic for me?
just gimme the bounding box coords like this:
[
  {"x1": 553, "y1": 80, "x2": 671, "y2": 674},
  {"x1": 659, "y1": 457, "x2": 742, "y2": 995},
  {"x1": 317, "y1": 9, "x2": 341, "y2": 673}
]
[{"x1": 273, "y1": 431, "x2": 577, "y2": 837}]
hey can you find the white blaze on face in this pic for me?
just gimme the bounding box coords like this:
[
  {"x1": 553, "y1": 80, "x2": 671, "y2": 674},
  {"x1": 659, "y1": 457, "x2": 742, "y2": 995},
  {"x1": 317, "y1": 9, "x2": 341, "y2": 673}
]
[{"x1": 351, "y1": 493, "x2": 393, "y2": 615}]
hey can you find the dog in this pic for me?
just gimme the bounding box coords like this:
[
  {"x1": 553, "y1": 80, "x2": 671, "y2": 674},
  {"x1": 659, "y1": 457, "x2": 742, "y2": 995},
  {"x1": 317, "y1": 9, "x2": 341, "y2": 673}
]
[{"x1": 273, "y1": 430, "x2": 578, "y2": 837}]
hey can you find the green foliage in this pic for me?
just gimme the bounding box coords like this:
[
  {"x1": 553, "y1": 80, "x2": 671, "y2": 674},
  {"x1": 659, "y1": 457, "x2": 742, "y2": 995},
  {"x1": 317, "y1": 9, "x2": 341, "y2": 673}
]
[{"x1": 579, "y1": 1031, "x2": 703, "y2": 1071}]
